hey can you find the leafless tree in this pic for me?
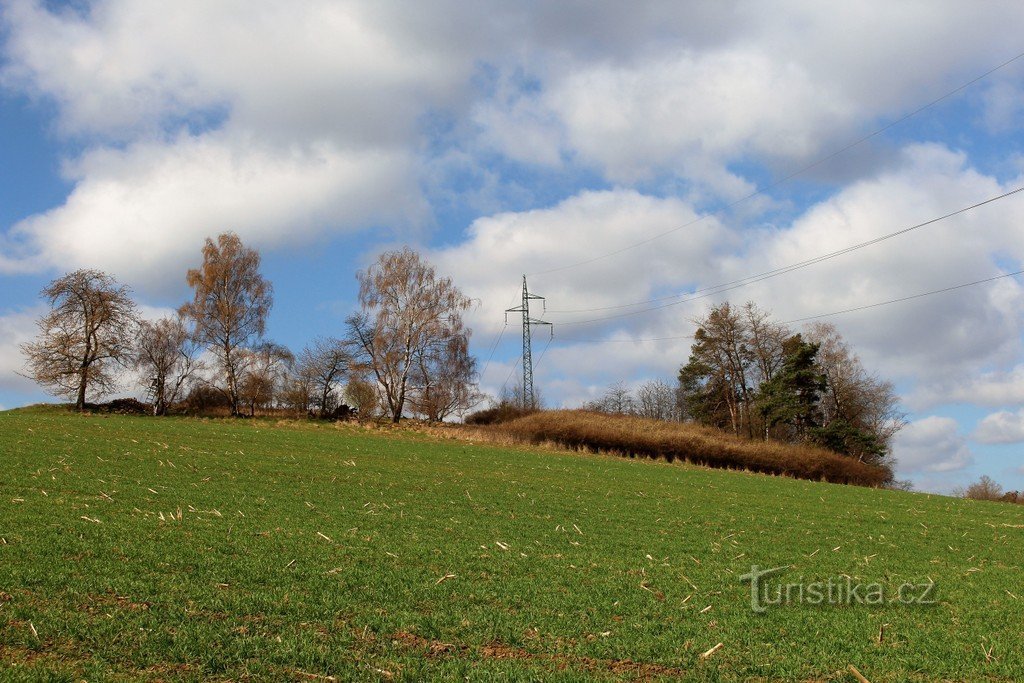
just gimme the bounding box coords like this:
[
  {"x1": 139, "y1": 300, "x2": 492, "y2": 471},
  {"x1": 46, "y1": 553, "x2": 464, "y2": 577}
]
[
  {"x1": 347, "y1": 248, "x2": 472, "y2": 423},
  {"x1": 297, "y1": 337, "x2": 351, "y2": 418},
  {"x1": 237, "y1": 342, "x2": 293, "y2": 416},
  {"x1": 21, "y1": 269, "x2": 139, "y2": 410},
  {"x1": 135, "y1": 314, "x2": 203, "y2": 415},
  {"x1": 743, "y1": 302, "x2": 789, "y2": 387},
  {"x1": 500, "y1": 382, "x2": 543, "y2": 410},
  {"x1": 585, "y1": 381, "x2": 636, "y2": 414},
  {"x1": 635, "y1": 380, "x2": 680, "y2": 421},
  {"x1": 407, "y1": 333, "x2": 482, "y2": 422},
  {"x1": 181, "y1": 232, "x2": 273, "y2": 416},
  {"x1": 804, "y1": 322, "x2": 906, "y2": 455}
]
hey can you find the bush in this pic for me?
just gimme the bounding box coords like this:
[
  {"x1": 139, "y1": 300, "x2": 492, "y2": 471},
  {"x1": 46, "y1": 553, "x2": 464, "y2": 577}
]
[
  {"x1": 465, "y1": 404, "x2": 537, "y2": 426},
  {"x1": 184, "y1": 385, "x2": 232, "y2": 414},
  {"x1": 486, "y1": 410, "x2": 893, "y2": 487},
  {"x1": 82, "y1": 398, "x2": 152, "y2": 415},
  {"x1": 963, "y1": 475, "x2": 1004, "y2": 501}
]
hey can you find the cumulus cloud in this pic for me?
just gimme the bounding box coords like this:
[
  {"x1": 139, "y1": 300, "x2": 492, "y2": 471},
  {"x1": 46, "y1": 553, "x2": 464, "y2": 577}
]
[
  {"x1": 893, "y1": 416, "x2": 974, "y2": 474},
  {"x1": 443, "y1": 144, "x2": 1024, "y2": 404},
  {"x1": 470, "y1": 3, "x2": 1024, "y2": 188},
  {"x1": 721, "y1": 144, "x2": 1024, "y2": 386},
  {"x1": 430, "y1": 188, "x2": 731, "y2": 335},
  {"x1": 0, "y1": 0, "x2": 470, "y2": 284},
  {"x1": 973, "y1": 409, "x2": 1024, "y2": 444},
  {"x1": 5, "y1": 0, "x2": 1024, "y2": 289},
  {"x1": 916, "y1": 365, "x2": 1024, "y2": 409},
  {"x1": 0, "y1": 306, "x2": 45, "y2": 397},
  {"x1": 2, "y1": 133, "x2": 423, "y2": 289}
]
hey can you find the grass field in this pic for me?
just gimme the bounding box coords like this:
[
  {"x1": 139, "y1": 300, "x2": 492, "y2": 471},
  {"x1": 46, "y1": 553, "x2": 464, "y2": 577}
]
[{"x1": 1, "y1": 407, "x2": 1022, "y2": 681}]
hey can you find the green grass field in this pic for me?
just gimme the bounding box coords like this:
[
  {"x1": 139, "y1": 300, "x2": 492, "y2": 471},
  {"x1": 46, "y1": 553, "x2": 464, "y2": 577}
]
[{"x1": 1, "y1": 407, "x2": 1022, "y2": 681}]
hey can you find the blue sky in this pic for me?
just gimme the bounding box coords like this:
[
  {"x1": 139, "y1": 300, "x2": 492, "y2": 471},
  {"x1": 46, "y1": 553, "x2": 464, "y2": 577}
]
[{"x1": 2, "y1": 1, "x2": 1024, "y2": 493}]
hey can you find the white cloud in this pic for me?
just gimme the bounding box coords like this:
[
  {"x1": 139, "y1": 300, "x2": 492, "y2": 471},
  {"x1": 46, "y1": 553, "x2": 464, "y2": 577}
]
[
  {"x1": 0, "y1": 306, "x2": 46, "y2": 397},
  {"x1": 5, "y1": 0, "x2": 1024, "y2": 289},
  {"x1": 916, "y1": 365, "x2": 1024, "y2": 409},
  {"x1": 445, "y1": 145, "x2": 1024, "y2": 405},
  {"x1": 431, "y1": 188, "x2": 731, "y2": 335},
  {"x1": 470, "y1": 3, "x2": 1024, "y2": 187},
  {"x1": 732, "y1": 144, "x2": 1024, "y2": 384},
  {"x1": 542, "y1": 49, "x2": 852, "y2": 185},
  {"x1": 893, "y1": 416, "x2": 974, "y2": 474},
  {"x1": 0, "y1": 0, "x2": 472, "y2": 140},
  {"x1": 973, "y1": 409, "x2": 1024, "y2": 444},
  {"x1": 2, "y1": 133, "x2": 422, "y2": 290}
]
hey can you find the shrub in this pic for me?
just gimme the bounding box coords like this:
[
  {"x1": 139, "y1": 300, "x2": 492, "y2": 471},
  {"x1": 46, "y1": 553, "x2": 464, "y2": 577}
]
[
  {"x1": 486, "y1": 410, "x2": 892, "y2": 487},
  {"x1": 82, "y1": 398, "x2": 152, "y2": 415},
  {"x1": 184, "y1": 385, "x2": 232, "y2": 414},
  {"x1": 963, "y1": 475, "x2": 1004, "y2": 501},
  {"x1": 465, "y1": 404, "x2": 537, "y2": 426}
]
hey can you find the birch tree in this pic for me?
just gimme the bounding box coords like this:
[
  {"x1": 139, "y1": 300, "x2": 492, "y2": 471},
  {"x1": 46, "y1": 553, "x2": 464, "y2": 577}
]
[
  {"x1": 347, "y1": 248, "x2": 472, "y2": 423},
  {"x1": 181, "y1": 232, "x2": 272, "y2": 416}
]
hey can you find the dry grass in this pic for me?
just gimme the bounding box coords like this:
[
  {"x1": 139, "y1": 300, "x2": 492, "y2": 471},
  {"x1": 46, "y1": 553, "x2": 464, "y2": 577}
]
[{"x1": 474, "y1": 410, "x2": 892, "y2": 487}]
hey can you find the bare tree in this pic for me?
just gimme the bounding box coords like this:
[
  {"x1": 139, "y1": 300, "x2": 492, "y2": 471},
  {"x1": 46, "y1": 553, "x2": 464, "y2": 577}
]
[
  {"x1": 635, "y1": 380, "x2": 680, "y2": 421},
  {"x1": 347, "y1": 248, "x2": 472, "y2": 423},
  {"x1": 21, "y1": 270, "x2": 139, "y2": 410},
  {"x1": 500, "y1": 382, "x2": 543, "y2": 410},
  {"x1": 135, "y1": 314, "x2": 203, "y2": 415},
  {"x1": 743, "y1": 302, "x2": 789, "y2": 387},
  {"x1": 804, "y1": 322, "x2": 906, "y2": 460},
  {"x1": 280, "y1": 370, "x2": 314, "y2": 415},
  {"x1": 407, "y1": 333, "x2": 482, "y2": 422},
  {"x1": 585, "y1": 381, "x2": 635, "y2": 414},
  {"x1": 237, "y1": 342, "x2": 293, "y2": 416},
  {"x1": 297, "y1": 337, "x2": 351, "y2": 418},
  {"x1": 181, "y1": 232, "x2": 273, "y2": 416}
]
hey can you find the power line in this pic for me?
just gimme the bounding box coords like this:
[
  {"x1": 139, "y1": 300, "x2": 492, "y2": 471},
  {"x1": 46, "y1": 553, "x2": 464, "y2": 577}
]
[
  {"x1": 532, "y1": 335, "x2": 554, "y2": 372},
  {"x1": 781, "y1": 268, "x2": 1024, "y2": 325},
  {"x1": 547, "y1": 185, "x2": 1024, "y2": 325},
  {"x1": 528, "y1": 49, "x2": 1024, "y2": 278},
  {"x1": 476, "y1": 286, "x2": 524, "y2": 379},
  {"x1": 499, "y1": 355, "x2": 522, "y2": 395},
  {"x1": 548, "y1": 268, "x2": 1024, "y2": 345},
  {"x1": 477, "y1": 321, "x2": 507, "y2": 379}
]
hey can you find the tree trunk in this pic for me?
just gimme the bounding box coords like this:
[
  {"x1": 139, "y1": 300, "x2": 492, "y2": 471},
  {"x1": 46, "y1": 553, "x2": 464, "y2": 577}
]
[
  {"x1": 76, "y1": 373, "x2": 87, "y2": 411},
  {"x1": 320, "y1": 386, "x2": 331, "y2": 419}
]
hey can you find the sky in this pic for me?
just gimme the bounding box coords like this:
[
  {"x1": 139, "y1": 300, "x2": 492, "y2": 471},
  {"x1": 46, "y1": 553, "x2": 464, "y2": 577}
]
[{"x1": 2, "y1": 0, "x2": 1024, "y2": 493}]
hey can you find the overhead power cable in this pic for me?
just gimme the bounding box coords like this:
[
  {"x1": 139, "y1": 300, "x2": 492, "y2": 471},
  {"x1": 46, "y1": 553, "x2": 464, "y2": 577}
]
[
  {"x1": 547, "y1": 185, "x2": 1024, "y2": 326},
  {"x1": 780, "y1": 268, "x2": 1024, "y2": 325},
  {"x1": 550, "y1": 268, "x2": 1024, "y2": 345},
  {"x1": 477, "y1": 321, "x2": 507, "y2": 379},
  {"x1": 528, "y1": 49, "x2": 1024, "y2": 278}
]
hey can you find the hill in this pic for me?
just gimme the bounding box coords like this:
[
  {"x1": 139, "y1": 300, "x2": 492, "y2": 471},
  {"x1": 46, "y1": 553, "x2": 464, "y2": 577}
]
[{"x1": 0, "y1": 407, "x2": 1021, "y2": 681}]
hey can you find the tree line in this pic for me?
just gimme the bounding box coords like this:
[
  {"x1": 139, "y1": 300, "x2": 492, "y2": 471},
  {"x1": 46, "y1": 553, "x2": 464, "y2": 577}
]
[
  {"x1": 583, "y1": 302, "x2": 906, "y2": 467},
  {"x1": 21, "y1": 233, "x2": 480, "y2": 423}
]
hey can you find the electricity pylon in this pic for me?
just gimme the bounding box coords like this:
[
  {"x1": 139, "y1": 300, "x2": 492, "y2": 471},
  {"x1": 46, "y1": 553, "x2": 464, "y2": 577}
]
[{"x1": 505, "y1": 275, "x2": 552, "y2": 408}]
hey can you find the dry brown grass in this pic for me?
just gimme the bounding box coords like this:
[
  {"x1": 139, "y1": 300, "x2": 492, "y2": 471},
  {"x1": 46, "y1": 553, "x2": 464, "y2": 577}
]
[{"x1": 474, "y1": 410, "x2": 892, "y2": 487}]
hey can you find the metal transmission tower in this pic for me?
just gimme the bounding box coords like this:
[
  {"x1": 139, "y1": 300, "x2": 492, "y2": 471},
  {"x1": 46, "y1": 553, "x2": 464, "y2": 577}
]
[{"x1": 505, "y1": 275, "x2": 552, "y2": 408}]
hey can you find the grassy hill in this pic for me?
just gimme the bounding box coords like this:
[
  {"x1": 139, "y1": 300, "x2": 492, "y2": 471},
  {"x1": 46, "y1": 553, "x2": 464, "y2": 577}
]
[{"x1": 0, "y1": 407, "x2": 1021, "y2": 681}]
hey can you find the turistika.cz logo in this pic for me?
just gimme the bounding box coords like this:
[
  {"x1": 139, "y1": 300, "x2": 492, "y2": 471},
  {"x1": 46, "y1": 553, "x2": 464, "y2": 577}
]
[{"x1": 739, "y1": 565, "x2": 938, "y2": 613}]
